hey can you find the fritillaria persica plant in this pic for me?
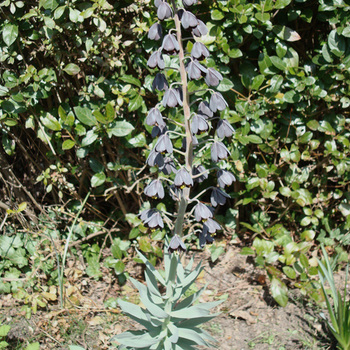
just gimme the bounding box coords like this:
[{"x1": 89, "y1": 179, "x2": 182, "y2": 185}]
[{"x1": 112, "y1": 0, "x2": 235, "y2": 348}]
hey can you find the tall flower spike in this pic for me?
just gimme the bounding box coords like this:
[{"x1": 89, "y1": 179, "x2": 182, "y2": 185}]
[
  {"x1": 211, "y1": 187, "x2": 231, "y2": 207},
  {"x1": 174, "y1": 168, "x2": 193, "y2": 188},
  {"x1": 157, "y1": 1, "x2": 173, "y2": 20},
  {"x1": 217, "y1": 169, "x2": 236, "y2": 188},
  {"x1": 191, "y1": 42, "x2": 210, "y2": 60},
  {"x1": 144, "y1": 179, "x2": 165, "y2": 199},
  {"x1": 194, "y1": 202, "x2": 213, "y2": 222},
  {"x1": 205, "y1": 68, "x2": 223, "y2": 87},
  {"x1": 211, "y1": 141, "x2": 230, "y2": 162},
  {"x1": 216, "y1": 119, "x2": 235, "y2": 138},
  {"x1": 148, "y1": 22, "x2": 163, "y2": 40},
  {"x1": 162, "y1": 34, "x2": 180, "y2": 54},
  {"x1": 152, "y1": 73, "x2": 169, "y2": 91},
  {"x1": 210, "y1": 91, "x2": 228, "y2": 112}
]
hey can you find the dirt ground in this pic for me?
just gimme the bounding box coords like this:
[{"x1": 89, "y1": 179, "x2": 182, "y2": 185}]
[{"x1": 0, "y1": 245, "x2": 339, "y2": 349}]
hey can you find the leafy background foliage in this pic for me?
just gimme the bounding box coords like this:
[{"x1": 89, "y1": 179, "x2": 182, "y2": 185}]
[{"x1": 0, "y1": 0, "x2": 350, "y2": 307}]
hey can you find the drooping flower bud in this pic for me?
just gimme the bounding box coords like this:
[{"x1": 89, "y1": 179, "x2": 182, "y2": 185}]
[
  {"x1": 144, "y1": 179, "x2": 165, "y2": 199},
  {"x1": 192, "y1": 164, "x2": 208, "y2": 183},
  {"x1": 147, "y1": 50, "x2": 165, "y2": 69},
  {"x1": 146, "y1": 107, "x2": 166, "y2": 127},
  {"x1": 209, "y1": 92, "x2": 228, "y2": 112},
  {"x1": 182, "y1": 0, "x2": 198, "y2": 7},
  {"x1": 211, "y1": 187, "x2": 230, "y2": 207},
  {"x1": 148, "y1": 22, "x2": 163, "y2": 41},
  {"x1": 168, "y1": 234, "x2": 186, "y2": 253},
  {"x1": 192, "y1": 20, "x2": 208, "y2": 37},
  {"x1": 140, "y1": 209, "x2": 164, "y2": 229},
  {"x1": 178, "y1": 9, "x2": 198, "y2": 30},
  {"x1": 157, "y1": 1, "x2": 173, "y2": 20},
  {"x1": 152, "y1": 125, "x2": 167, "y2": 138},
  {"x1": 199, "y1": 225, "x2": 214, "y2": 248},
  {"x1": 194, "y1": 202, "x2": 213, "y2": 222},
  {"x1": 152, "y1": 73, "x2": 169, "y2": 91},
  {"x1": 205, "y1": 68, "x2": 223, "y2": 87},
  {"x1": 217, "y1": 169, "x2": 236, "y2": 188},
  {"x1": 198, "y1": 101, "x2": 213, "y2": 118},
  {"x1": 203, "y1": 218, "x2": 221, "y2": 233},
  {"x1": 162, "y1": 87, "x2": 183, "y2": 107},
  {"x1": 216, "y1": 119, "x2": 234, "y2": 138},
  {"x1": 174, "y1": 168, "x2": 193, "y2": 188},
  {"x1": 162, "y1": 34, "x2": 180, "y2": 54},
  {"x1": 211, "y1": 141, "x2": 230, "y2": 162},
  {"x1": 155, "y1": 133, "x2": 173, "y2": 154},
  {"x1": 186, "y1": 59, "x2": 208, "y2": 80},
  {"x1": 191, "y1": 114, "x2": 209, "y2": 134},
  {"x1": 160, "y1": 157, "x2": 177, "y2": 175},
  {"x1": 147, "y1": 149, "x2": 165, "y2": 167},
  {"x1": 191, "y1": 42, "x2": 210, "y2": 60}
]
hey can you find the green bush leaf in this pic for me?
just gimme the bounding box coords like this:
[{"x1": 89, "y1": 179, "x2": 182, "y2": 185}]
[
  {"x1": 91, "y1": 172, "x2": 106, "y2": 187},
  {"x1": 270, "y1": 277, "x2": 288, "y2": 307},
  {"x1": 63, "y1": 63, "x2": 80, "y2": 76},
  {"x1": 62, "y1": 139, "x2": 75, "y2": 150},
  {"x1": 3, "y1": 24, "x2": 18, "y2": 46},
  {"x1": 74, "y1": 106, "x2": 97, "y2": 126},
  {"x1": 109, "y1": 121, "x2": 134, "y2": 137}
]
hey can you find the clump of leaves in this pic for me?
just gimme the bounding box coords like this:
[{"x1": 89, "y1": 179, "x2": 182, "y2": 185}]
[
  {"x1": 111, "y1": 250, "x2": 221, "y2": 349},
  {"x1": 318, "y1": 245, "x2": 350, "y2": 350}
]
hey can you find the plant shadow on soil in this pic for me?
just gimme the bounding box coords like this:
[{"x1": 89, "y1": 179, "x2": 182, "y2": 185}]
[{"x1": 0, "y1": 245, "x2": 341, "y2": 349}]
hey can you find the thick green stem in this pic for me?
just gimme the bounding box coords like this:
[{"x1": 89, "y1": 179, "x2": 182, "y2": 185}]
[{"x1": 171, "y1": 0, "x2": 193, "y2": 237}]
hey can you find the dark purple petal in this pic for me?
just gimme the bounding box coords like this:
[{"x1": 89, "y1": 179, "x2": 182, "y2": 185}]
[
  {"x1": 147, "y1": 149, "x2": 165, "y2": 167},
  {"x1": 199, "y1": 225, "x2": 214, "y2": 248},
  {"x1": 211, "y1": 187, "x2": 230, "y2": 207},
  {"x1": 192, "y1": 164, "x2": 208, "y2": 183},
  {"x1": 152, "y1": 73, "x2": 169, "y2": 91},
  {"x1": 151, "y1": 125, "x2": 167, "y2": 138}
]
